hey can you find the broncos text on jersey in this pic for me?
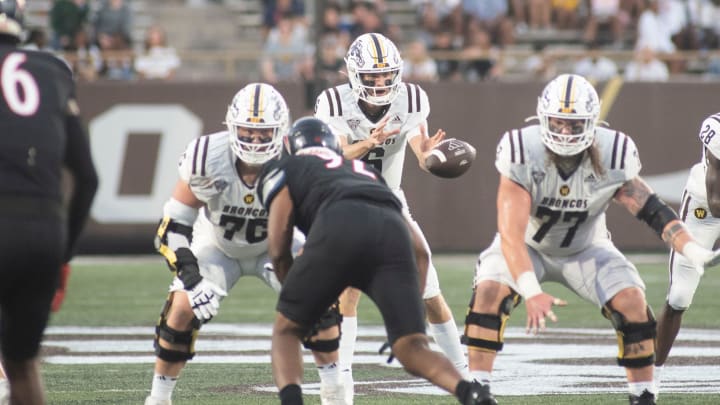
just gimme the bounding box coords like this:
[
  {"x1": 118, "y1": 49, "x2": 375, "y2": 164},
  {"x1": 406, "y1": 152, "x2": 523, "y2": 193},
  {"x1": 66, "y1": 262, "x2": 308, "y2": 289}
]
[
  {"x1": 495, "y1": 125, "x2": 642, "y2": 256},
  {"x1": 314, "y1": 82, "x2": 429, "y2": 190},
  {"x1": 179, "y1": 131, "x2": 269, "y2": 259}
]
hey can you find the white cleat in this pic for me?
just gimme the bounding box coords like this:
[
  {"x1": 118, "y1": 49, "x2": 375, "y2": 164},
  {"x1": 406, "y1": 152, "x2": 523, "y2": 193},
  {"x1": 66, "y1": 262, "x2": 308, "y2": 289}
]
[
  {"x1": 0, "y1": 379, "x2": 9, "y2": 405},
  {"x1": 320, "y1": 381, "x2": 349, "y2": 405},
  {"x1": 144, "y1": 396, "x2": 172, "y2": 405},
  {"x1": 342, "y1": 368, "x2": 354, "y2": 405}
]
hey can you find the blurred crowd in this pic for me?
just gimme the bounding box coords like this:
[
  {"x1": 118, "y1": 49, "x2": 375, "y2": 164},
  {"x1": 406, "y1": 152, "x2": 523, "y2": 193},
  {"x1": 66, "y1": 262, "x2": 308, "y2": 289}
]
[
  {"x1": 256, "y1": 0, "x2": 720, "y2": 85},
  {"x1": 28, "y1": 0, "x2": 179, "y2": 81},
  {"x1": 28, "y1": 0, "x2": 720, "y2": 82}
]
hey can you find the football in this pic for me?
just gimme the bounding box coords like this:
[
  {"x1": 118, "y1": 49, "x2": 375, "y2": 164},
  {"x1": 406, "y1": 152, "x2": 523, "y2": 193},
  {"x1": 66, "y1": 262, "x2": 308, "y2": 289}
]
[{"x1": 425, "y1": 138, "x2": 476, "y2": 178}]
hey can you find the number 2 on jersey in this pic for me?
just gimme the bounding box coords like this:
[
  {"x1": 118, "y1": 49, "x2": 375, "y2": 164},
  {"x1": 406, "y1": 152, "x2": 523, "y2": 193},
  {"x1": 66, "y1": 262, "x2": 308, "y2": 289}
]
[{"x1": 532, "y1": 206, "x2": 588, "y2": 247}]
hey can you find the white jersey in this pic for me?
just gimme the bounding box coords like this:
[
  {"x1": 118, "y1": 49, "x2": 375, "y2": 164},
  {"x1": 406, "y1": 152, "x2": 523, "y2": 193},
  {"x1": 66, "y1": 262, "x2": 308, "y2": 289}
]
[
  {"x1": 495, "y1": 124, "x2": 642, "y2": 256},
  {"x1": 685, "y1": 112, "x2": 720, "y2": 204},
  {"x1": 314, "y1": 82, "x2": 429, "y2": 190},
  {"x1": 178, "y1": 131, "x2": 269, "y2": 259}
]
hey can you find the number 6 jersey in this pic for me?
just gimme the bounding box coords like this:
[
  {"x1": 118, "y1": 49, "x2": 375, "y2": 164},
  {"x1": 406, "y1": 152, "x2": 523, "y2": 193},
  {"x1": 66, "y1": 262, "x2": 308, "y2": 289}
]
[
  {"x1": 314, "y1": 82, "x2": 429, "y2": 190},
  {"x1": 179, "y1": 131, "x2": 269, "y2": 259},
  {"x1": 495, "y1": 124, "x2": 642, "y2": 256}
]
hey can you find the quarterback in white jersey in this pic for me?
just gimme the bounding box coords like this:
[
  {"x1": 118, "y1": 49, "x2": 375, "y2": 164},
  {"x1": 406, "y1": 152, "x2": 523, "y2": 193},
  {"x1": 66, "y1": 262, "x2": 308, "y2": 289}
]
[
  {"x1": 655, "y1": 112, "x2": 720, "y2": 373},
  {"x1": 462, "y1": 74, "x2": 720, "y2": 405},
  {"x1": 315, "y1": 32, "x2": 472, "y2": 403},
  {"x1": 146, "y1": 84, "x2": 343, "y2": 405}
]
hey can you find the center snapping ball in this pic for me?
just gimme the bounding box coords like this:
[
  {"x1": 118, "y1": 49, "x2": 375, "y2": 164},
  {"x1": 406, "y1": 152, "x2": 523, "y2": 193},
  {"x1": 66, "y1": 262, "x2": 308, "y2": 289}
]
[{"x1": 425, "y1": 138, "x2": 476, "y2": 178}]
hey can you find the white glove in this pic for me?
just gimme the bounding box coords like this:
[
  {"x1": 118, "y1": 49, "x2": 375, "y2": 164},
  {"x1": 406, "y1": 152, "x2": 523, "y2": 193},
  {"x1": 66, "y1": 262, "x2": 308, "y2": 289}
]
[
  {"x1": 682, "y1": 241, "x2": 720, "y2": 276},
  {"x1": 185, "y1": 278, "x2": 227, "y2": 322}
]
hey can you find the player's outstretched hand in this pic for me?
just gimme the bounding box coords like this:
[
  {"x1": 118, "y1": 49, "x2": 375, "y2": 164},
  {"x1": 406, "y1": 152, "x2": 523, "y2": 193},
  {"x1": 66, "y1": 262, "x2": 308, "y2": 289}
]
[
  {"x1": 524, "y1": 293, "x2": 567, "y2": 335},
  {"x1": 186, "y1": 278, "x2": 227, "y2": 322},
  {"x1": 419, "y1": 124, "x2": 446, "y2": 154},
  {"x1": 369, "y1": 116, "x2": 400, "y2": 145}
]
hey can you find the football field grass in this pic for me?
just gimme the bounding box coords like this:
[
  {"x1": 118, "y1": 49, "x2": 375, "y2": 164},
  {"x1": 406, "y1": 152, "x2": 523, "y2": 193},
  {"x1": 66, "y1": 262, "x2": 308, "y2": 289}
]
[{"x1": 44, "y1": 254, "x2": 720, "y2": 404}]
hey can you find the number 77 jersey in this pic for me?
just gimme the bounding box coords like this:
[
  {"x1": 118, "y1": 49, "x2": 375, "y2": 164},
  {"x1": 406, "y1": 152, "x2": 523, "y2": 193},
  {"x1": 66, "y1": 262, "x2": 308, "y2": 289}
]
[
  {"x1": 495, "y1": 124, "x2": 642, "y2": 256},
  {"x1": 314, "y1": 83, "x2": 429, "y2": 190}
]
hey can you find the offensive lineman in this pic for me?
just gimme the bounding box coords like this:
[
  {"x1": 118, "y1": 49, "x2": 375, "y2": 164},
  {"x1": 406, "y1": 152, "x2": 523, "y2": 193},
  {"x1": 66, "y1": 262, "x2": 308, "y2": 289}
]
[
  {"x1": 0, "y1": 1, "x2": 98, "y2": 404},
  {"x1": 258, "y1": 117, "x2": 494, "y2": 405},
  {"x1": 145, "y1": 84, "x2": 343, "y2": 405},
  {"x1": 654, "y1": 112, "x2": 720, "y2": 386},
  {"x1": 314, "y1": 32, "x2": 469, "y2": 403},
  {"x1": 462, "y1": 74, "x2": 720, "y2": 405}
]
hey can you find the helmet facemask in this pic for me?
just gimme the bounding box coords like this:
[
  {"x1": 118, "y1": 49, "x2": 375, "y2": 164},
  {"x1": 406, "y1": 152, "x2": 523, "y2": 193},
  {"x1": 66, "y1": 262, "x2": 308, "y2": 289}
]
[
  {"x1": 345, "y1": 33, "x2": 403, "y2": 106},
  {"x1": 225, "y1": 83, "x2": 289, "y2": 165},
  {"x1": 537, "y1": 74, "x2": 600, "y2": 157}
]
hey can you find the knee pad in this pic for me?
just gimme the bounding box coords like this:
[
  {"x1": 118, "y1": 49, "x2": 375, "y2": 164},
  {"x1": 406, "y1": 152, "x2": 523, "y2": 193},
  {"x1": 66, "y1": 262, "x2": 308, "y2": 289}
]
[
  {"x1": 302, "y1": 303, "x2": 342, "y2": 353},
  {"x1": 154, "y1": 294, "x2": 201, "y2": 362},
  {"x1": 461, "y1": 291, "x2": 520, "y2": 353},
  {"x1": 602, "y1": 304, "x2": 657, "y2": 368}
]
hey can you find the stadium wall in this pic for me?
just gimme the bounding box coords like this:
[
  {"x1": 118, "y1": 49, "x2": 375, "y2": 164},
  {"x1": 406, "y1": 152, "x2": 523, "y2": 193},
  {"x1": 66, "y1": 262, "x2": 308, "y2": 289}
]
[{"x1": 76, "y1": 81, "x2": 716, "y2": 254}]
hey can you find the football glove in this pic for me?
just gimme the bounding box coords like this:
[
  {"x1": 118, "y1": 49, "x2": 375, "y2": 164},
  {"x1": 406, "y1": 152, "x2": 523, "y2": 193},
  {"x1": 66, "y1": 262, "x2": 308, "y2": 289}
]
[
  {"x1": 174, "y1": 247, "x2": 227, "y2": 322},
  {"x1": 51, "y1": 263, "x2": 71, "y2": 313},
  {"x1": 186, "y1": 278, "x2": 227, "y2": 322},
  {"x1": 683, "y1": 241, "x2": 720, "y2": 276}
]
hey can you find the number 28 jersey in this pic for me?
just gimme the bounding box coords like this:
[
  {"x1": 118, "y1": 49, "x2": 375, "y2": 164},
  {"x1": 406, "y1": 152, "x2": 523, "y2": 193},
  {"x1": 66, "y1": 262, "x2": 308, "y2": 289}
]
[
  {"x1": 496, "y1": 125, "x2": 642, "y2": 256},
  {"x1": 178, "y1": 131, "x2": 268, "y2": 259},
  {"x1": 685, "y1": 112, "x2": 720, "y2": 204},
  {"x1": 314, "y1": 83, "x2": 429, "y2": 190}
]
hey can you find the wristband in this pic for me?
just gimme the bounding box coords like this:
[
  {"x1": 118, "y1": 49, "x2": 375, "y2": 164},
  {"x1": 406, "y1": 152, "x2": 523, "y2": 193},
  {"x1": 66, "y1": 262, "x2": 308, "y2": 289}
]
[{"x1": 516, "y1": 271, "x2": 542, "y2": 299}]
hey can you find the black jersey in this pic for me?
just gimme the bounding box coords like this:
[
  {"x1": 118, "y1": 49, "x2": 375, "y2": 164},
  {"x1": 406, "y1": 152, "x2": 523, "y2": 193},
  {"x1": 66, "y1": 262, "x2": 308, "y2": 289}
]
[
  {"x1": 0, "y1": 43, "x2": 97, "y2": 260},
  {"x1": 258, "y1": 146, "x2": 402, "y2": 234}
]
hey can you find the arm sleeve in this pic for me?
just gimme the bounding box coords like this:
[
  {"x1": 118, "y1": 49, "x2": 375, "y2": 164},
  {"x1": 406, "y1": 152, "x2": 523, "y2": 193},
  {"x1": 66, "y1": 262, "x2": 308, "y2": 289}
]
[{"x1": 63, "y1": 104, "x2": 99, "y2": 262}]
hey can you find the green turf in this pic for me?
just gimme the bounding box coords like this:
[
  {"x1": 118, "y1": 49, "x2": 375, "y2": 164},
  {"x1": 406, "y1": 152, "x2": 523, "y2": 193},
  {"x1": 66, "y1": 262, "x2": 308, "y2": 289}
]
[{"x1": 44, "y1": 255, "x2": 720, "y2": 404}]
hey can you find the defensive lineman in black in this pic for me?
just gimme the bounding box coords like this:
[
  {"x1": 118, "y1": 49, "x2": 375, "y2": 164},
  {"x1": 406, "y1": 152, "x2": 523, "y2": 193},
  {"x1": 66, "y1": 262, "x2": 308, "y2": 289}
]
[
  {"x1": 0, "y1": 2, "x2": 98, "y2": 404},
  {"x1": 257, "y1": 117, "x2": 494, "y2": 405}
]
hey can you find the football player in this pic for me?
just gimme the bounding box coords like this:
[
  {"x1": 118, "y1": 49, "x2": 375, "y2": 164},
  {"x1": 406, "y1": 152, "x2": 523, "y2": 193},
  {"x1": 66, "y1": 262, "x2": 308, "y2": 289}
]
[
  {"x1": 0, "y1": 2, "x2": 98, "y2": 404},
  {"x1": 145, "y1": 84, "x2": 343, "y2": 405},
  {"x1": 462, "y1": 74, "x2": 720, "y2": 405},
  {"x1": 258, "y1": 117, "x2": 495, "y2": 405},
  {"x1": 655, "y1": 112, "x2": 720, "y2": 387},
  {"x1": 314, "y1": 32, "x2": 469, "y2": 403}
]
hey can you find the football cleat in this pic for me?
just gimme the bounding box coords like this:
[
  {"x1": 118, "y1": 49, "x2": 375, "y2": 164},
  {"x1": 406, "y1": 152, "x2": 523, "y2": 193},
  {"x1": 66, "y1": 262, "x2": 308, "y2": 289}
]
[
  {"x1": 629, "y1": 390, "x2": 656, "y2": 405},
  {"x1": 320, "y1": 381, "x2": 349, "y2": 405},
  {"x1": 0, "y1": 378, "x2": 9, "y2": 405},
  {"x1": 144, "y1": 396, "x2": 171, "y2": 405},
  {"x1": 465, "y1": 381, "x2": 497, "y2": 405}
]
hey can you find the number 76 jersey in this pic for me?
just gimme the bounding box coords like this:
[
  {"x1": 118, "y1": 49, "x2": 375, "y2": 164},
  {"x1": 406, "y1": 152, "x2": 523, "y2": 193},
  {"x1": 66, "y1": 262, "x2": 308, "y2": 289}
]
[
  {"x1": 178, "y1": 131, "x2": 269, "y2": 259},
  {"x1": 495, "y1": 124, "x2": 642, "y2": 256},
  {"x1": 314, "y1": 83, "x2": 429, "y2": 190}
]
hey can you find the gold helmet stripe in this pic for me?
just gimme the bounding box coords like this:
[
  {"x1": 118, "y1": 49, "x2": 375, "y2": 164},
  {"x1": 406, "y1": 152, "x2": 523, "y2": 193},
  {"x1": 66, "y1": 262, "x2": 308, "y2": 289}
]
[
  {"x1": 561, "y1": 75, "x2": 575, "y2": 113},
  {"x1": 369, "y1": 33, "x2": 387, "y2": 68},
  {"x1": 248, "y1": 83, "x2": 264, "y2": 123}
]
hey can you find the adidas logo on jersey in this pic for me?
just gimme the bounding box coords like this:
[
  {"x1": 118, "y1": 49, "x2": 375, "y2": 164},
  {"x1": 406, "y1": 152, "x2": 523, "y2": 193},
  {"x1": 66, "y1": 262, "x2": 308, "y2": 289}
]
[
  {"x1": 390, "y1": 115, "x2": 402, "y2": 124},
  {"x1": 584, "y1": 174, "x2": 596, "y2": 183}
]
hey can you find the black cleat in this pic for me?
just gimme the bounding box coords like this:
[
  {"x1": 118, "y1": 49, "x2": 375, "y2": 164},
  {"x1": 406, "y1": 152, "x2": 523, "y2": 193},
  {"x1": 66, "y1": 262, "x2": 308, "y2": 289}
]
[
  {"x1": 465, "y1": 381, "x2": 498, "y2": 405},
  {"x1": 629, "y1": 390, "x2": 656, "y2": 405}
]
